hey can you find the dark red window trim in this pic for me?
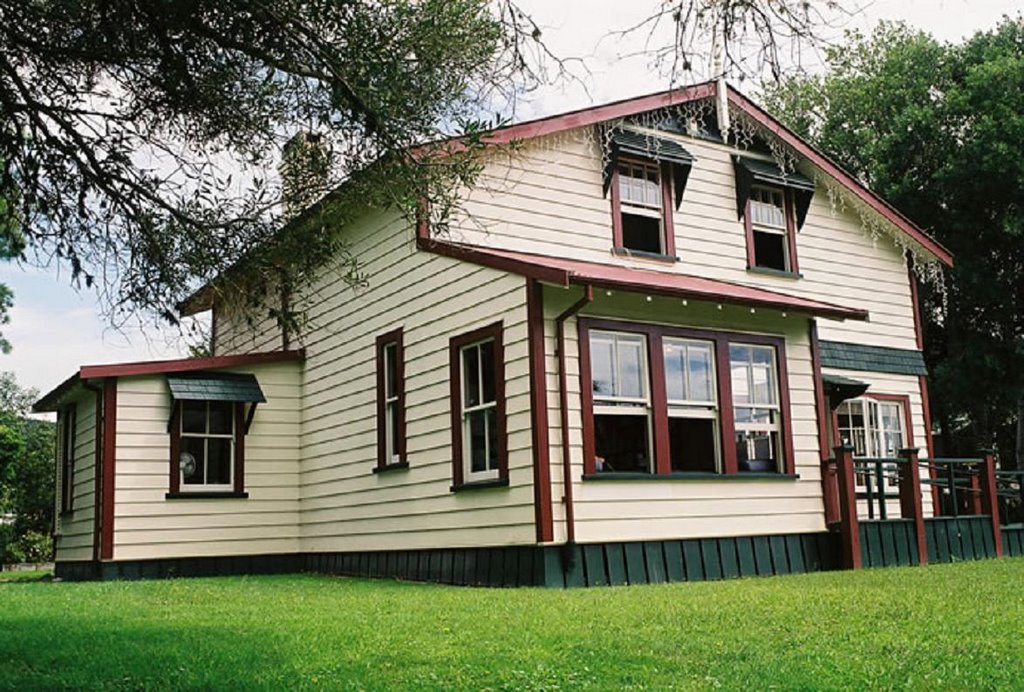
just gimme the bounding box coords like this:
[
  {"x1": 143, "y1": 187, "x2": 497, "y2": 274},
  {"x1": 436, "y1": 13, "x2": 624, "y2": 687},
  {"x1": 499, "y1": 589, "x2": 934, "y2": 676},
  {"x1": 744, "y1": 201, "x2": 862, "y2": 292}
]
[
  {"x1": 168, "y1": 401, "x2": 246, "y2": 497},
  {"x1": 375, "y1": 328, "x2": 406, "y2": 470},
  {"x1": 449, "y1": 321, "x2": 507, "y2": 489},
  {"x1": 578, "y1": 317, "x2": 795, "y2": 477},
  {"x1": 743, "y1": 187, "x2": 800, "y2": 275},
  {"x1": 59, "y1": 403, "x2": 77, "y2": 514},
  {"x1": 609, "y1": 159, "x2": 677, "y2": 258}
]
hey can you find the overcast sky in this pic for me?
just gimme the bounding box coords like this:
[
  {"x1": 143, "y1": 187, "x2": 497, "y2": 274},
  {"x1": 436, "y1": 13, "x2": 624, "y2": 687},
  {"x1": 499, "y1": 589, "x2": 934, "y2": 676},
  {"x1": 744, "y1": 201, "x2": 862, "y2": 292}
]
[{"x1": 6, "y1": 0, "x2": 1021, "y2": 399}]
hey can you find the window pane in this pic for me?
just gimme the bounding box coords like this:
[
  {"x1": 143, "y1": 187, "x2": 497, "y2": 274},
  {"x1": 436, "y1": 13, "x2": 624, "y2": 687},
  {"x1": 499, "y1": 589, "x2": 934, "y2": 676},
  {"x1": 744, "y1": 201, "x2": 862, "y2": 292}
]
[
  {"x1": 206, "y1": 438, "x2": 232, "y2": 485},
  {"x1": 208, "y1": 401, "x2": 233, "y2": 435},
  {"x1": 594, "y1": 414, "x2": 650, "y2": 473},
  {"x1": 735, "y1": 407, "x2": 775, "y2": 425},
  {"x1": 730, "y1": 344, "x2": 751, "y2": 405},
  {"x1": 182, "y1": 401, "x2": 207, "y2": 434},
  {"x1": 688, "y1": 345, "x2": 714, "y2": 403},
  {"x1": 387, "y1": 402, "x2": 399, "y2": 459},
  {"x1": 181, "y1": 437, "x2": 206, "y2": 485},
  {"x1": 591, "y1": 336, "x2": 615, "y2": 397},
  {"x1": 486, "y1": 407, "x2": 499, "y2": 471},
  {"x1": 622, "y1": 214, "x2": 663, "y2": 253},
  {"x1": 736, "y1": 430, "x2": 778, "y2": 472},
  {"x1": 463, "y1": 345, "x2": 480, "y2": 408},
  {"x1": 669, "y1": 417, "x2": 717, "y2": 472},
  {"x1": 664, "y1": 342, "x2": 685, "y2": 402},
  {"x1": 617, "y1": 338, "x2": 645, "y2": 400},
  {"x1": 384, "y1": 343, "x2": 397, "y2": 399},
  {"x1": 618, "y1": 161, "x2": 661, "y2": 209},
  {"x1": 468, "y1": 410, "x2": 487, "y2": 473},
  {"x1": 753, "y1": 230, "x2": 788, "y2": 271},
  {"x1": 480, "y1": 340, "x2": 496, "y2": 404}
]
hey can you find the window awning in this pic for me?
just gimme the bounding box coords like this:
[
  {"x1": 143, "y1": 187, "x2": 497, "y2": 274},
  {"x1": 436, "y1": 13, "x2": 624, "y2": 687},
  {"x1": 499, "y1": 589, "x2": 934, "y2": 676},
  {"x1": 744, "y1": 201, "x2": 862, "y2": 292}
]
[
  {"x1": 822, "y1": 373, "x2": 870, "y2": 406},
  {"x1": 820, "y1": 341, "x2": 928, "y2": 376},
  {"x1": 603, "y1": 128, "x2": 696, "y2": 209},
  {"x1": 166, "y1": 372, "x2": 266, "y2": 403},
  {"x1": 733, "y1": 155, "x2": 816, "y2": 229}
]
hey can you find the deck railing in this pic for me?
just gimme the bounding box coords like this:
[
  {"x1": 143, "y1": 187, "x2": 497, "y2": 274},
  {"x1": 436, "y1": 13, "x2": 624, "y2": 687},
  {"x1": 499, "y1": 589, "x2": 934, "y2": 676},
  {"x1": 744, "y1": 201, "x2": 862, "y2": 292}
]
[{"x1": 829, "y1": 447, "x2": 1003, "y2": 569}]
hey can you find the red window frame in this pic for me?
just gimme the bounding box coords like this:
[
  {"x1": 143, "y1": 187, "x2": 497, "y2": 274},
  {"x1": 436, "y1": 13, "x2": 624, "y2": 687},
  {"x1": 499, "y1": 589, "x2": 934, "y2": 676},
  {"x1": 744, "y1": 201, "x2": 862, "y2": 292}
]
[
  {"x1": 449, "y1": 322, "x2": 508, "y2": 488},
  {"x1": 744, "y1": 186, "x2": 800, "y2": 274},
  {"x1": 376, "y1": 327, "x2": 406, "y2": 470},
  {"x1": 59, "y1": 404, "x2": 77, "y2": 513},
  {"x1": 578, "y1": 318, "x2": 796, "y2": 476},
  {"x1": 610, "y1": 158, "x2": 677, "y2": 258},
  {"x1": 168, "y1": 401, "x2": 246, "y2": 497}
]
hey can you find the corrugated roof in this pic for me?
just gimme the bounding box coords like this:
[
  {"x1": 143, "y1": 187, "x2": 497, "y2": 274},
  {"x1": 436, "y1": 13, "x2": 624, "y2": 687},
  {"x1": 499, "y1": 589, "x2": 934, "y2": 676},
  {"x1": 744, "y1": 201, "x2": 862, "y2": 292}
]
[
  {"x1": 820, "y1": 341, "x2": 928, "y2": 376},
  {"x1": 166, "y1": 372, "x2": 266, "y2": 403}
]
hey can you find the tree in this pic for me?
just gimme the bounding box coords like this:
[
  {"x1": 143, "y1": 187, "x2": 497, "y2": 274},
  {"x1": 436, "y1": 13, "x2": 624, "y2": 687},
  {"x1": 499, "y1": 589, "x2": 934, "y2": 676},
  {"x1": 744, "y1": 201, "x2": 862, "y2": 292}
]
[
  {"x1": 0, "y1": 0, "x2": 558, "y2": 335},
  {"x1": 0, "y1": 372, "x2": 54, "y2": 563},
  {"x1": 763, "y1": 19, "x2": 1024, "y2": 461}
]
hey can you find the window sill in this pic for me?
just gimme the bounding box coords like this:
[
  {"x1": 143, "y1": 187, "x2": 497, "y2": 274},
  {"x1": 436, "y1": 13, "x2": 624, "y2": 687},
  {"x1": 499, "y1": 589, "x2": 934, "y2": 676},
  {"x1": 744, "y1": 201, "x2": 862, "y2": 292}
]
[
  {"x1": 373, "y1": 461, "x2": 409, "y2": 474},
  {"x1": 747, "y1": 266, "x2": 803, "y2": 279},
  {"x1": 165, "y1": 491, "x2": 249, "y2": 500},
  {"x1": 450, "y1": 477, "x2": 509, "y2": 493},
  {"x1": 612, "y1": 247, "x2": 679, "y2": 263},
  {"x1": 582, "y1": 472, "x2": 800, "y2": 481}
]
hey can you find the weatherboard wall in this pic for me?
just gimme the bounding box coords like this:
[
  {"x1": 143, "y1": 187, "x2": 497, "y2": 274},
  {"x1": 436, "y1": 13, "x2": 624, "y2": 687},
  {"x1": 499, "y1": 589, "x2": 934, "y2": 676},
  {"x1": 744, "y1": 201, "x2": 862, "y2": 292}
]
[
  {"x1": 292, "y1": 211, "x2": 537, "y2": 553},
  {"x1": 110, "y1": 361, "x2": 302, "y2": 561},
  {"x1": 54, "y1": 393, "x2": 98, "y2": 562},
  {"x1": 449, "y1": 128, "x2": 920, "y2": 352}
]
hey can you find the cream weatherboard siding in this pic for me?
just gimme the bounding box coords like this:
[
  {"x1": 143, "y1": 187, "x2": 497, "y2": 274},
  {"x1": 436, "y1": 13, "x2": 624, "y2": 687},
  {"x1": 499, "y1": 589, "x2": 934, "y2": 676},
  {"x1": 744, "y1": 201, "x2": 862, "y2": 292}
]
[
  {"x1": 55, "y1": 393, "x2": 98, "y2": 562},
  {"x1": 211, "y1": 211, "x2": 538, "y2": 552},
  {"x1": 111, "y1": 361, "x2": 302, "y2": 561},
  {"x1": 450, "y1": 129, "x2": 919, "y2": 351},
  {"x1": 542, "y1": 289, "x2": 828, "y2": 543},
  {"x1": 294, "y1": 212, "x2": 536, "y2": 553}
]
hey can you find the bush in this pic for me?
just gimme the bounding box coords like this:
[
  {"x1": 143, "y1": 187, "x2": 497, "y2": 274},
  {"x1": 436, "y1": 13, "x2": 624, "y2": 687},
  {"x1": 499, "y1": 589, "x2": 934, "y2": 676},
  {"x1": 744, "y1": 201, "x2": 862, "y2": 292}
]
[{"x1": 3, "y1": 528, "x2": 52, "y2": 564}]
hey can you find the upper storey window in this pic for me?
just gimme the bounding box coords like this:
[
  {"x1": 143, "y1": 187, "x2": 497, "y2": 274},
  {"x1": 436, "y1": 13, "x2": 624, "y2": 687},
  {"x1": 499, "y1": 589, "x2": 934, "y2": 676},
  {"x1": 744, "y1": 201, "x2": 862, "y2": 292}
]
[
  {"x1": 733, "y1": 156, "x2": 815, "y2": 276},
  {"x1": 618, "y1": 158, "x2": 666, "y2": 254},
  {"x1": 603, "y1": 128, "x2": 695, "y2": 259}
]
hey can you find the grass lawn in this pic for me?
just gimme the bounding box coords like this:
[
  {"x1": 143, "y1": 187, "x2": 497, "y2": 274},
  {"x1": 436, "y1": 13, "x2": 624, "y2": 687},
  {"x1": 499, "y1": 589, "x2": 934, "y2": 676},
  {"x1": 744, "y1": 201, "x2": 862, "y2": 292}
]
[{"x1": 2, "y1": 559, "x2": 1024, "y2": 690}]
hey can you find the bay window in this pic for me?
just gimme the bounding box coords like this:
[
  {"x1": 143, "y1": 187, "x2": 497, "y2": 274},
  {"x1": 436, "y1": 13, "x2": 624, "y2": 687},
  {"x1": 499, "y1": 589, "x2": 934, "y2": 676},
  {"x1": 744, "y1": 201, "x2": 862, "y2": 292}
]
[
  {"x1": 836, "y1": 396, "x2": 910, "y2": 491},
  {"x1": 580, "y1": 319, "x2": 794, "y2": 477}
]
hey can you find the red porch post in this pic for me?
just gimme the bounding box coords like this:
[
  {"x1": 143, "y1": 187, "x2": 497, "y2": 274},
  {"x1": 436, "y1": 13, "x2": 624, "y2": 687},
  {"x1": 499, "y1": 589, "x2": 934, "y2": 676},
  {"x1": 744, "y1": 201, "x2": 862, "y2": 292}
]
[
  {"x1": 979, "y1": 451, "x2": 1003, "y2": 558},
  {"x1": 834, "y1": 444, "x2": 861, "y2": 570},
  {"x1": 898, "y1": 448, "x2": 928, "y2": 566}
]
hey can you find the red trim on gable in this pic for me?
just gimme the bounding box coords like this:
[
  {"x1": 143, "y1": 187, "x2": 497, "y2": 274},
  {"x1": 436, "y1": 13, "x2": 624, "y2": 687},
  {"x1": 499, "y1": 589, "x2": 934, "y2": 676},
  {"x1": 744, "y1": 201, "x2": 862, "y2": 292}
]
[
  {"x1": 725, "y1": 87, "x2": 952, "y2": 267},
  {"x1": 100, "y1": 378, "x2": 117, "y2": 561},
  {"x1": 79, "y1": 349, "x2": 305, "y2": 380}
]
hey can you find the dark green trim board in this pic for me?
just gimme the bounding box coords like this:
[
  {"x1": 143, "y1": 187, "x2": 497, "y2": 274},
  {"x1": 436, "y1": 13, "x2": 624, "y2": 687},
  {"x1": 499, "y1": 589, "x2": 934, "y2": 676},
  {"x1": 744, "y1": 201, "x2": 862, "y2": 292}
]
[
  {"x1": 1001, "y1": 526, "x2": 1024, "y2": 557},
  {"x1": 925, "y1": 516, "x2": 997, "y2": 563},
  {"x1": 53, "y1": 532, "x2": 842, "y2": 586},
  {"x1": 859, "y1": 520, "x2": 920, "y2": 568},
  {"x1": 820, "y1": 341, "x2": 928, "y2": 376}
]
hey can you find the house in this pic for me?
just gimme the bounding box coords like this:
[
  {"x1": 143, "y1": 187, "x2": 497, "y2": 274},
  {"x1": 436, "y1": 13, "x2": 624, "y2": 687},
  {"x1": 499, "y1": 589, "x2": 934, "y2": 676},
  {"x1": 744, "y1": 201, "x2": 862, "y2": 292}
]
[{"x1": 37, "y1": 81, "x2": 1007, "y2": 585}]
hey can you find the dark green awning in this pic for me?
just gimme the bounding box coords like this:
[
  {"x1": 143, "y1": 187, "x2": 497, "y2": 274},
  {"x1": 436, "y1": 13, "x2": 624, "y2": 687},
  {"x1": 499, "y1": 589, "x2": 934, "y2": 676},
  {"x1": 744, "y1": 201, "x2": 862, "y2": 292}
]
[
  {"x1": 820, "y1": 341, "x2": 928, "y2": 377},
  {"x1": 603, "y1": 128, "x2": 696, "y2": 209},
  {"x1": 822, "y1": 373, "x2": 870, "y2": 406},
  {"x1": 733, "y1": 155, "x2": 815, "y2": 229},
  {"x1": 166, "y1": 372, "x2": 266, "y2": 403}
]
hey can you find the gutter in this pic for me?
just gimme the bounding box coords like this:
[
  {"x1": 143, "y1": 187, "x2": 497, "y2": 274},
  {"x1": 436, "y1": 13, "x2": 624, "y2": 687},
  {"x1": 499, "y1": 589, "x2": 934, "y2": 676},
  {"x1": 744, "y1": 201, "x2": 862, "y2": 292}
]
[{"x1": 555, "y1": 284, "x2": 593, "y2": 572}]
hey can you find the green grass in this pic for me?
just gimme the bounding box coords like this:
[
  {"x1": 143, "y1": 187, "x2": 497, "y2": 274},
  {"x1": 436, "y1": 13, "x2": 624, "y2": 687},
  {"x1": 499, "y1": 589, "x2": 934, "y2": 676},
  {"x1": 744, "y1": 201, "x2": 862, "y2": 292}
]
[
  {"x1": 0, "y1": 569, "x2": 50, "y2": 583},
  {"x1": 2, "y1": 560, "x2": 1024, "y2": 690}
]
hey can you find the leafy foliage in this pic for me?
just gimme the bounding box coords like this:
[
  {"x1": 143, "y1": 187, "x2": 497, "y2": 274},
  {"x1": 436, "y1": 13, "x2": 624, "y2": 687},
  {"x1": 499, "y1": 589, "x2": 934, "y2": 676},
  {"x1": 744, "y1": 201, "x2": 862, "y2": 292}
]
[
  {"x1": 0, "y1": 0, "x2": 550, "y2": 334},
  {"x1": 763, "y1": 19, "x2": 1024, "y2": 460},
  {"x1": 0, "y1": 372, "x2": 54, "y2": 563}
]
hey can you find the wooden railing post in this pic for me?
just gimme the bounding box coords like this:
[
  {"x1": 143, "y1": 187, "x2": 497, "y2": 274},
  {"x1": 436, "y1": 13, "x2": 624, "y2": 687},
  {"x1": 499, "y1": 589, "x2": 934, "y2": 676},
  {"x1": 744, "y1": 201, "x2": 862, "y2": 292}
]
[
  {"x1": 834, "y1": 444, "x2": 861, "y2": 570},
  {"x1": 821, "y1": 455, "x2": 840, "y2": 525},
  {"x1": 968, "y1": 472, "x2": 983, "y2": 514},
  {"x1": 979, "y1": 451, "x2": 1003, "y2": 558},
  {"x1": 898, "y1": 448, "x2": 928, "y2": 566}
]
